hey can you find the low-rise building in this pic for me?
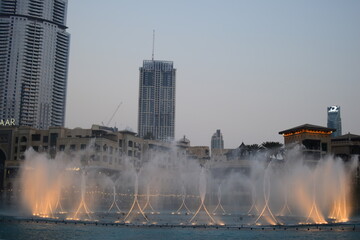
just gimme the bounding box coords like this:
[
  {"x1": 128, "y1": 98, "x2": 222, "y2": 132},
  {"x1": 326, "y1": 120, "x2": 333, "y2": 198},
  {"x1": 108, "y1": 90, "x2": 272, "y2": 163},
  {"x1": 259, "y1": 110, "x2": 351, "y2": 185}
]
[
  {"x1": 279, "y1": 124, "x2": 335, "y2": 160},
  {"x1": 331, "y1": 133, "x2": 360, "y2": 161}
]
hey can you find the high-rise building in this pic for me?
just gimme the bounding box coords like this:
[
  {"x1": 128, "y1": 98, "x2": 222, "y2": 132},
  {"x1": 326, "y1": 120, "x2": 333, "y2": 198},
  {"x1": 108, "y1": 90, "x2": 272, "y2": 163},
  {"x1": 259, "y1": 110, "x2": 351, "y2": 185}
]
[
  {"x1": 138, "y1": 60, "x2": 176, "y2": 141},
  {"x1": 0, "y1": 0, "x2": 70, "y2": 129},
  {"x1": 211, "y1": 129, "x2": 224, "y2": 150},
  {"x1": 327, "y1": 106, "x2": 342, "y2": 137}
]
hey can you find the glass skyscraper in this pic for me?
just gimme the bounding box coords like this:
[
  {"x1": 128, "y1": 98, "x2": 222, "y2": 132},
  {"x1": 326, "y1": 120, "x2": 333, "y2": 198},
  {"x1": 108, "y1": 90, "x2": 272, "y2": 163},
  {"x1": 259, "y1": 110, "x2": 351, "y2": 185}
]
[
  {"x1": 0, "y1": 0, "x2": 70, "y2": 129},
  {"x1": 327, "y1": 106, "x2": 342, "y2": 137},
  {"x1": 211, "y1": 129, "x2": 224, "y2": 150},
  {"x1": 138, "y1": 60, "x2": 176, "y2": 141}
]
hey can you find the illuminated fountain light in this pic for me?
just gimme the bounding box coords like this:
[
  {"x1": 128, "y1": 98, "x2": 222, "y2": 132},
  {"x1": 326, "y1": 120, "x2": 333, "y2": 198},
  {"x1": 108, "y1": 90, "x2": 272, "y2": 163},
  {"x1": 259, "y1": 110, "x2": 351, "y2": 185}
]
[
  {"x1": 124, "y1": 172, "x2": 149, "y2": 223},
  {"x1": 189, "y1": 167, "x2": 216, "y2": 224},
  {"x1": 54, "y1": 191, "x2": 66, "y2": 214},
  {"x1": 212, "y1": 184, "x2": 229, "y2": 216},
  {"x1": 304, "y1": 169, "x2": 327, "y2": 224},
  {"x1": 108, "y1": 185, "x2": 122, "y2": 213},
  {"x1": 329, "y1": 198, "x2": 348, "y2": 222},
  {"x1": 141, "y1": 184, "x2": 159, "y2": 214},
  {"x1": 173, "y1": 185, "x2": 192, "y2": 215},
  {"x1": 327, "y1": 160, "x2": 350, "y2": 223},
  {"x1": 70, "y1": 171, "x2": 93, "y2": 221},
  {"x1": 254, "y1": 164, "x2": 280, "y2": 225}
]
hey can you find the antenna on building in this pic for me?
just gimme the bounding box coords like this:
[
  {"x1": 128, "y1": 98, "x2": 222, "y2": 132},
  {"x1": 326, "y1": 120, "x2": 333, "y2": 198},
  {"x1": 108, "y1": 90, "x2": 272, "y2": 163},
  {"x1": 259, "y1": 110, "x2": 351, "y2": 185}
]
[{"x1": 152, "y1": 29, "x2": 155, "y2": 61}]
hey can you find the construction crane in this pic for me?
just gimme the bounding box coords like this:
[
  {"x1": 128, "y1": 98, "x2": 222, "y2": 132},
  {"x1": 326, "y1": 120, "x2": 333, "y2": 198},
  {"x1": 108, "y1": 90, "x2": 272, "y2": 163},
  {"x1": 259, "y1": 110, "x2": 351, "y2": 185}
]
[{"x1": 102, "y1": 102, "x2": 122, "y2": 127}]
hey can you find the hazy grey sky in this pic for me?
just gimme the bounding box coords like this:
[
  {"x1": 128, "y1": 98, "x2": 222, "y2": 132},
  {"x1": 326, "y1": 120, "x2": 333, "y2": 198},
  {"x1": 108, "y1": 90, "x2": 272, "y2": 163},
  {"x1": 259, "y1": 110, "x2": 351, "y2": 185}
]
[{"x1": 65, "y1": 0, "x2": 360, "y2": 148}]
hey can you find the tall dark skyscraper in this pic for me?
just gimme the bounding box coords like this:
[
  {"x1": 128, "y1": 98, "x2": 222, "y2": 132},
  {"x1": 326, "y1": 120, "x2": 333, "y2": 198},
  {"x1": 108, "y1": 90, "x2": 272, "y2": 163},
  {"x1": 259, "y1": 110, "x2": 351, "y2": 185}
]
[
  {"x1": 0, "y1": 0, "x2": 70, "y2": 129},
  {"x1": 138, "y1": 60, "x2": 176, "y2": 141},
  {"x1": 327, "y1": 106, "x2": 342, "y2": 137}
]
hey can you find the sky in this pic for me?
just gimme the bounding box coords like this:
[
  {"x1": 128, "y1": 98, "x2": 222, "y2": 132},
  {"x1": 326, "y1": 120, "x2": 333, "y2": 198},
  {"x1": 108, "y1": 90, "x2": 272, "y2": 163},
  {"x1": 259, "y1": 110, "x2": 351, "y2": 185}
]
[{"x1": 65, "y1": 0, "x2": 360, "y2": 148}]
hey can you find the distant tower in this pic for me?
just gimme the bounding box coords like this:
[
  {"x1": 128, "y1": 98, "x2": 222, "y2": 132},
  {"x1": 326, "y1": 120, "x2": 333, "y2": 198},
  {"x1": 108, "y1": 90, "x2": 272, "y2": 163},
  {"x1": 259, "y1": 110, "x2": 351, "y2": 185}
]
[
  {"x1": 327, "y1": 106, "x2": 342, "y2": 137},
  {"x1": 211, "y1": 129, "x2": 224, "y2": 150},
  {"x1": 0, "y1": 0, "x2": 70, "y2": 129},
  {"x1": 137, "y1": 31, "x2": 176, "y2": 141}
]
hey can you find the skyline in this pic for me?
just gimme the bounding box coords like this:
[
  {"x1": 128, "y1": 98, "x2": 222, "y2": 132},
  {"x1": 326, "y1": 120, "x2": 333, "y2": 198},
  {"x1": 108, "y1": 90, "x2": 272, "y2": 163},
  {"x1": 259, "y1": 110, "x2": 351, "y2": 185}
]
[{"x1": 65, "y1": 0, "x2": 360, "y2": 148}]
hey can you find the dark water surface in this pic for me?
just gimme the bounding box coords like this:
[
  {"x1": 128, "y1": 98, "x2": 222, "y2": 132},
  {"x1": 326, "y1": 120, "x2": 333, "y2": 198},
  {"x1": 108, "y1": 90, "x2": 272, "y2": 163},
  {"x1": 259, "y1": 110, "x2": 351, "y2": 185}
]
[{"x1": 1, "y1": 220, "x2": 360, "y2": 240}]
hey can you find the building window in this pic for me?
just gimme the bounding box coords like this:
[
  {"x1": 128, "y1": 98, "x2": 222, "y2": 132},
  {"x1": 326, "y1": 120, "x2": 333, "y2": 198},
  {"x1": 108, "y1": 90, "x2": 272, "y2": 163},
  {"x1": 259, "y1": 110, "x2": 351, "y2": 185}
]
[
  {"x1": 20, "y1": 145, "x2": 26, "y2": 152},
  {"x1": 70, "y1": 145, "x2": 76, "y2": 151},
  {"x1": 81, "y1": 144, "x2": 86, "y2": 150},
  {"x1": 31, "y1": 134, "x2": 41, "y2": 141},
  {"x1": 43, "y1": 136, "x2": 49, "y2": 143},
  {"x1": 59, "y1": 145, "x2": 65, "y2": 151},
  {"x1": 50, "y1": 133, "x2": 58, "y2": 147},
  {"x1": 20, "y1": 136, "x2": 27, "y2": 143},
  {"x1": 321, "y1": 143, "x2": 328, "y2": 152},
  {"x1": 128, "y1": 141, "x2": 133, "y2": 147}
]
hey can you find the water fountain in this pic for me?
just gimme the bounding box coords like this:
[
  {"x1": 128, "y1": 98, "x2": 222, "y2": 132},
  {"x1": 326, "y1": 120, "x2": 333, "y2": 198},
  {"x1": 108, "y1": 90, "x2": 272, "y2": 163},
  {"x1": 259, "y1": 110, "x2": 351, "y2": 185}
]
[
  {"x1": 123, "y1": 171, "x2": 149, "y2": 223},
  {"x1": 141, "y1": 184, "x2": 158, "y2": 214},
  {"x1": 189, "y1": 167, "x2": 217, "y2": 225},
  {"x1": 71, "y1": 171, "x2": 93, "y2": 221},
  {"x1": 14, "y1": 146, "x2": 358, "y2": 228},
  {"x1": 173, "y1": 185, "x2": 192, "y2": 214},
  {"x1": 254, "y1": 162, "x2": 280, "y2": 225},
  {"x1": 212, "y1": 184, "x2": 228, "y2": 215},
  {"x1": 107, "y1": 184, "x2": 122, "y2": 213}
]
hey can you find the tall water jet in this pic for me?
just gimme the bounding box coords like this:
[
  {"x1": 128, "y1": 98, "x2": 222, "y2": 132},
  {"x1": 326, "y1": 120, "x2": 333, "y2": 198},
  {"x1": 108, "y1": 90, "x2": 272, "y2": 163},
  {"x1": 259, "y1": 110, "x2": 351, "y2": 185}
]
[
  {"x1": 123, "y1": 171, "x2": 149, "y2": 223},
  {"x1": 189, "y1": 167, "x2": 216, "y2": 224},
  {"x1": 142, "y1": 184, "x2": 158, "y2": 214},
  {"x1": 254, "y1": 162, "x2": 280, "y2": 225},
  {"x1": 107, "y1": 184, "x2": 122, "y2": 213},
  {"x1": 247, "y1": 184, "x2": 260, "y2": 215},
  {"x1": 71, "y1": 171, "x2": 93, "y2": 221},
  {"x1": 278, "y1": 183, "x2": 292, "y2": 217},
  {"x1": 173, "y1": 185, "x2": 191, "y2": 214},
  {"x1": 277, "y1": 162, "x2": 292, "y2": 217},
  {"x1": 212, "y1": 184, "x2": 228, "y2": 215}
]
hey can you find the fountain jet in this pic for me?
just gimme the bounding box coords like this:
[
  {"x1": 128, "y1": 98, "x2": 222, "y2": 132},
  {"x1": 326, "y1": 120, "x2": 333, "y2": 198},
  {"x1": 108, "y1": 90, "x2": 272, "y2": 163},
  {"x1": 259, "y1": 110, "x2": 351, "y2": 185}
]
[{"x1": 189, "y1": 167, "x2": 216, "y2": 224}]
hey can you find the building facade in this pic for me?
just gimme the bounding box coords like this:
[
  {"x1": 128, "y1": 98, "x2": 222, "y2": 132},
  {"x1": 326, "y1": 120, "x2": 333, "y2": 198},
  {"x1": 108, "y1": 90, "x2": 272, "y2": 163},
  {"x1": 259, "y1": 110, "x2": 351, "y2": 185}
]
[
  {"x1": 211, "y1": 129, "x2": 224, "y2": 150},
  {"x1": 279, "y1": 124, "x2": 335, "y2": 160},
  {"x1": 331, "y1": 133, "x2": 360, "y2": 161},
  {"x1": 327, "y1": 106, "x2": 342, "y2": 137},
  {"x1": 138, "y1": 60, "x2": 176, "y2": 141},
  {"x1": 0, "y1": 125, "x2": 211, "y2": 191},
  {"x1": 0, "y1": 0, "x2": 70, "y2": 129},
  {"x1": 0, "y1": 125, "x2": 145, "y2": 190}
]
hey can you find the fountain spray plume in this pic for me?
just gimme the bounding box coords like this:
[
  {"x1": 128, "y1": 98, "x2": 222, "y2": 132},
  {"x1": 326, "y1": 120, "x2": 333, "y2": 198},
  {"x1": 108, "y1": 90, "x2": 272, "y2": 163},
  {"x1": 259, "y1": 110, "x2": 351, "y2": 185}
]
[
  {"x1": 142, "y1": 184, "x2": 158, "y2": 214},
  {"x1": 107, "y1": 182, "x2": 122, "y2": 214},
  {"x1": 71, "y1": 170, "x2": 93, "y2": 220},
  {"x1": 20, "y1": 149, "x2": 68, "y2": 218},
  {"x1": 254, "y1": 161, "x2": 280, "y2": 225},
  {"x1": 123, "y1": 169, "x2": 149, "y2": 223},
  {"x1": 212, "y1": 183, "x2": 228, "y2": 215},
  {"x1": 189, "y1": 166, "x2": 217, "y2": 224},
  {"x1": 173, "y1": 185, "x2": 192, "y2": 214}
]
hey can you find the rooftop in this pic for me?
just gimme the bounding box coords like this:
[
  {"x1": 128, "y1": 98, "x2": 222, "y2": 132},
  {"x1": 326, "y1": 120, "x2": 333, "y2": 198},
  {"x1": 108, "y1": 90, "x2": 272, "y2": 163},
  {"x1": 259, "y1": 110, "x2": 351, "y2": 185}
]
[{"x1": 279, "y1": 123, "x2": 336, "y2": 135}]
